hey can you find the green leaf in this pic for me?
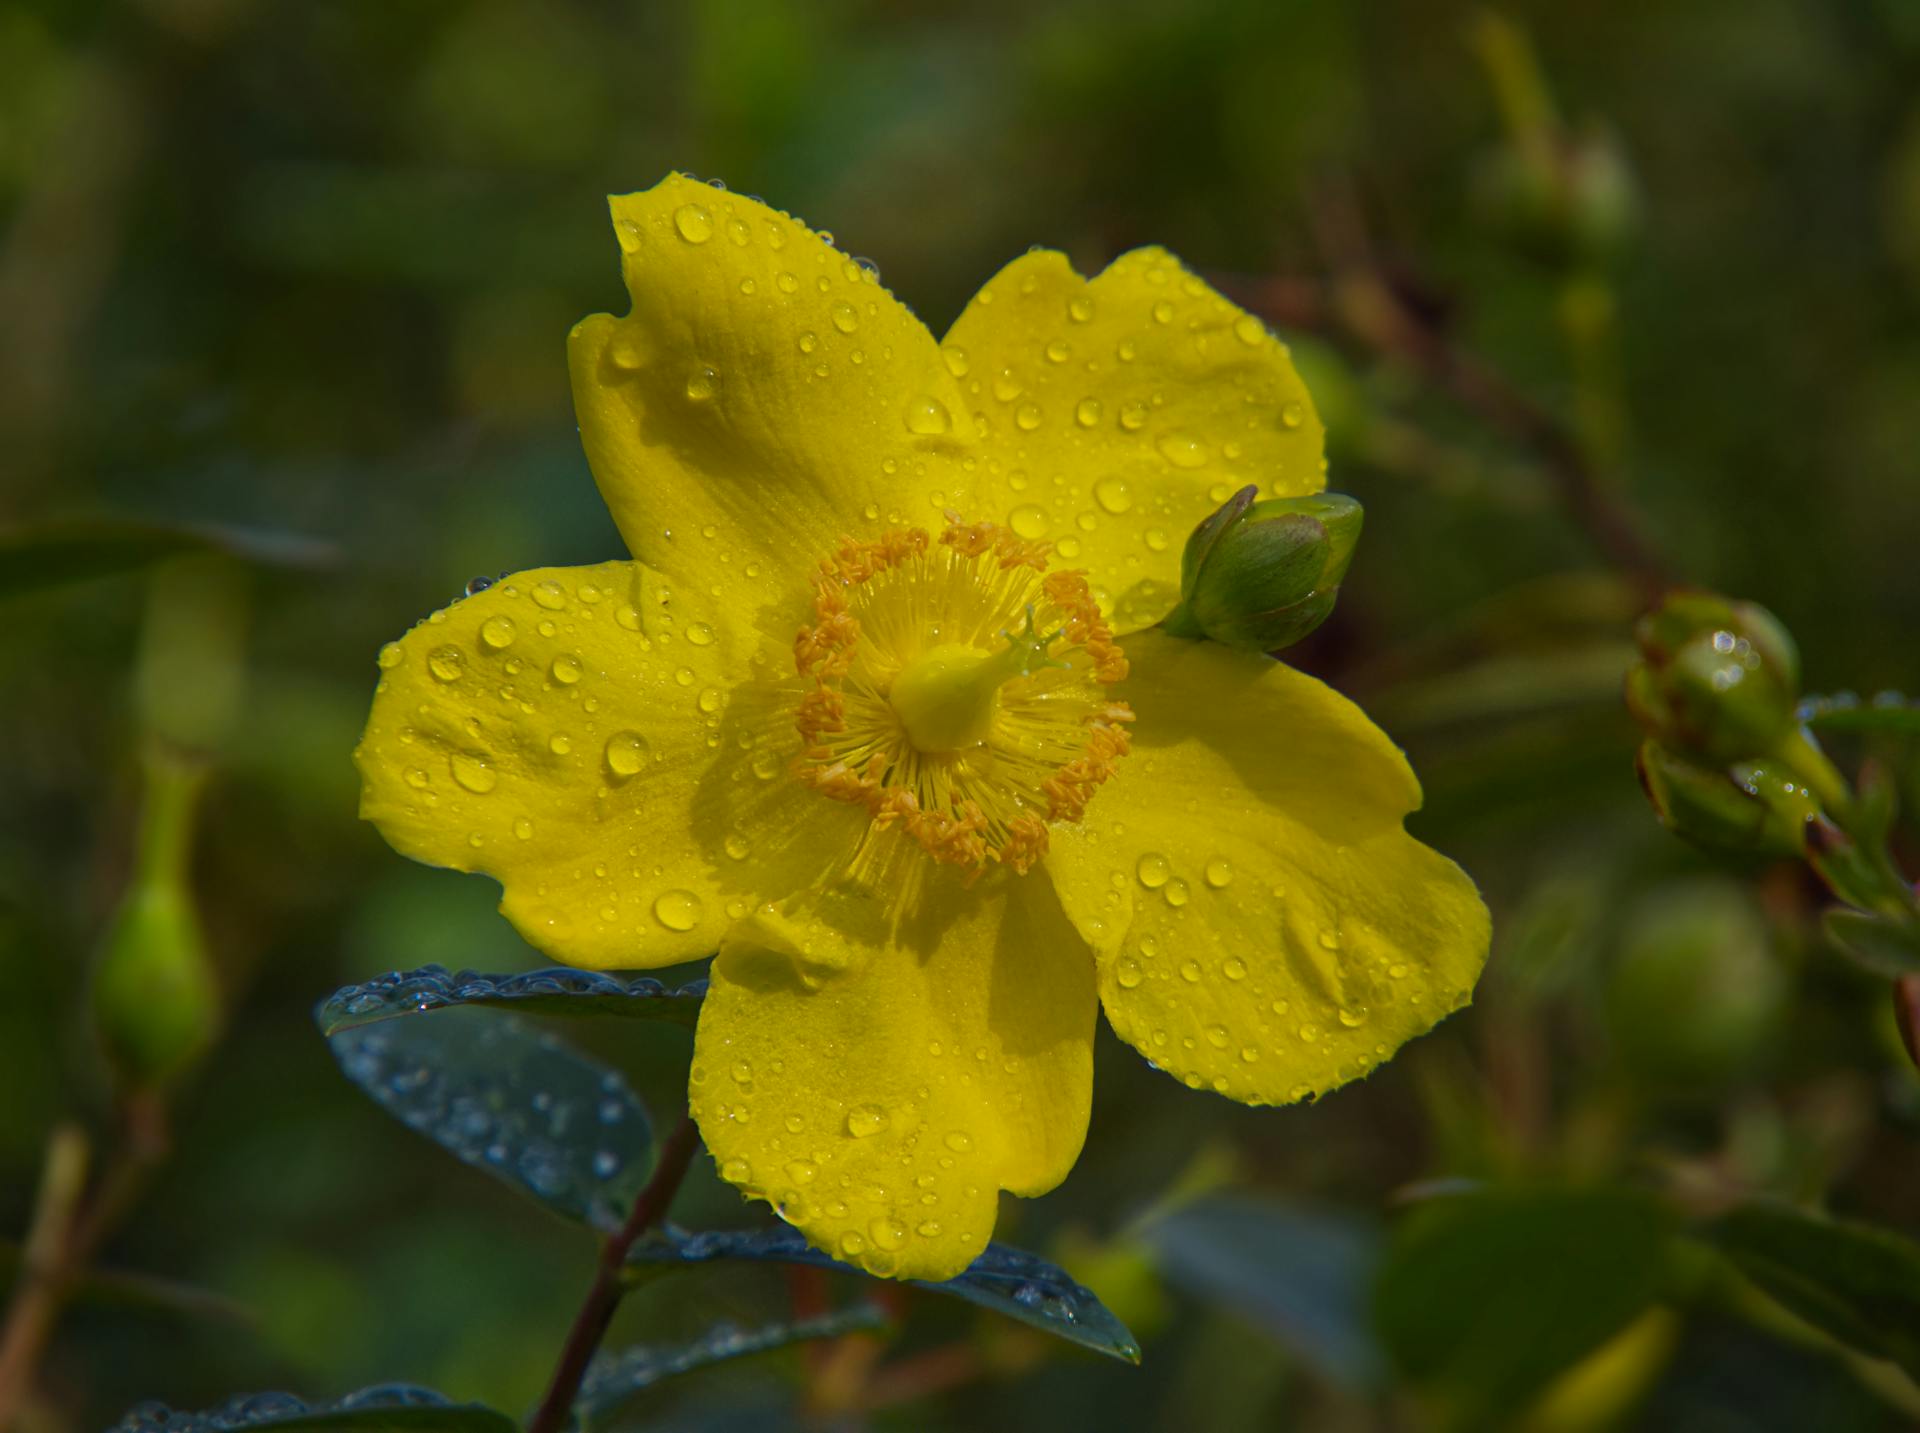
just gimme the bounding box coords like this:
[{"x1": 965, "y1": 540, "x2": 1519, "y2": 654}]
[
  {"x1": 628, "y1": 1224, "x2": 1140, "y2": 1363},
  {"x1": 1373, "y1": 1186, "x2": 1676, "y2": 1430},
  {"x1": 1137, "y1": 1193, "x2": 1383, "y2": 1388},
  {"x1": 109, "y1": 1387, "x2": 516, "y2": 1433},
  {"x1": 1801, "y1": 693, "x2": 1920, "y2": 735},
  {"x1": 1822, "y1": 907, "x2": 1920, "y2": 978},
  {"x1": 0, "y1": 516, "x2": 335, "y2": 599},
  {"x1": 1709, "y1": 1202, "x2": 1920, "y2": 1376},
  {"x1": 316, "y1": 964, "x2": 705, "y2": 1035},
  {"x1": 577, "y1": 1305, "x2": 888, "y2": 1425},
  {"x1": 326, "y1": 1009, "x2": 653, "y2": 1231}
]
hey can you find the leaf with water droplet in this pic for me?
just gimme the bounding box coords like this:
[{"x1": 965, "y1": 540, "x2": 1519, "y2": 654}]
[
  {"x1": 627, "y1": 1224, "x2": 1140, "y2": 1362},
  {"x1": 314, "y1": 963, "x2": 705, "y2": 1034},
  {"x1": 325, "y1": 1008, "x2": 655, "y2": 1231},
  {"x1": 1799, "y1": 690, "x2": 1920, "y2": 734},
  {"x1": 105, "y1": 1385, "x2": 517, "y2": 1433},
  {"x1": 576, "y1": 1306, "x2": 889, "y2": 1422}
]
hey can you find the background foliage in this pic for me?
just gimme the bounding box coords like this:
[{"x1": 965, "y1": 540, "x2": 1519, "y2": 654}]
[{"x1": 5, "y1": 0, "x2": 1920, "y2": 1428}]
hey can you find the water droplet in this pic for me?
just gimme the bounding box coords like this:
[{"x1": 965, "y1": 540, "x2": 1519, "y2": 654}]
[
  {"x1": 830, "y1": 301, "x2": 858, "y2": 333},
  {"x1": 1206, "y1": 1024, "x2": 1230, "y2": 1049},
  {"x1": 1164, "y1": 878, "x2": 1190, "y2": 907},
  {"x1": 604, "y1": 730, "x2": 648, "y2": 778},
  {"x1": 839, "y1": 1231, "x2": 867, "y2": 1256},
  {"x1": 673, "y1": 203, "x2": 715, "y2": 243},
  {"x1": 1339, "y1": 1007, "x2": 1369, "y2": 1027},
  {"x1": 378, "y1": 642, "x2": 404, "y2": 669},
  {"x1": 1234, "y1": 314, "x2": 1268, "y2": 346},
  {"x1": 686, "y1": 366, "x2": 719, "y2": 401},
  {"x1": 1299, "y1": 1024, "x2": 1321, "y2": 1043},
  {"x1": 846, "y1": 1104, "x2": 890, "y2": 1138},
  {"x1": 1009, "y1": 505, "x2": 1048, "y2": 539},
  {"x1": 1075, "y1": 397, "x2": 1105, "y2": 429},
  {"x1": 992, "y1": 370, "x2": 1022, "y2": 402},
  {"x1": 478, "y1": 616, "x2": 516, "y2": 651},
  {"x1": 1015, "y1": 402, "x2": 1042, "y2": 431},
  {"x1": 1045, "y1": 340, "x2": 1071, "y2": 364},
  {"x1": 1156, "y1": 431, "x2": 1209, "y2": 468},
  {"x1": 798, "y1": 331, "x2": 819, "y2": 354},
  {"x1": 776, "y1": 270, "x2": 799, "y2": 294},
  {"x1": 1222, "y1": 956, "x2": 1248, "y2": 981},
  {"x1": 1116, "y1": 956, "x2": 1144, "y2": 988},
  {"x1": 514, "y1": 818, "x2": 534, "y2": 840},
  {"x1": 1054, "y1": 535, "x2": 1082, "y2": 559},
  {"x1": 697, "y1": 687, "x2": 722, "y2": 713},
  {"x1": 1068, "y1": 295, "x2": 1095, "y2": 323},
  {"x1": 686, "y1": 621, "x2": 715, "y2": 647},
  {"x1": 869, "y1": 1217, "x2": 908, "y2": 1251},
  {"x1": 1180, "y1": 960, "x2": 1203, "y2": 983},
  {"x1": 1144, "y1": 527, "x2": 1169, "y2": 552},
  {"x1": 615, "y1": 218, "x2": 641, "y2": 253},
  {"x1": 548, "y1": 734, "x2": 572, "y2": 756},
  {"x1": 404, "y1": 768, "x2": 429, "y2": 789},
  {"x1": 723, "y1": 831, "x2": 751, "y2": 860},
  {"x1": 719, "y1": 1157, "x2": 751, "y2": 1184},
  {"x1": 654, "y1": 889, "x2": 702, "y2": 931},
  {"x1": 532, "y1": 580, "x2": 567, "y2": 611},
  {"x1": 944, "y1": 1129, "x2": 973, "y2": 1152},
  {"x1": 917, "y1": 1220, "x2": 943, "y2": 1237},
  {"x1": 1136, "y1": 852, "x2": 1170, "y2": 888},
  {"x1": 730, "y1": 1061, "x2": 753, "y2": 1085},
  {"x1": 550, "y1": 654, "x2": 583, "y2": 684},
  {"x1": 1204, "y1": 858, "x2": 1233, "y2": 888},
  {"x1": 905, "y1": 395, "x2": 951, "y2": 435},
  {"x1": 428, "y1": 646, "x2": 464, "y2": 682},
  {"x1": 1093, "y1": 477, "x2": 1132, "y2": 513},
  {"x1": 1317, "y1": 928, "x2": 1342, "y2": 951},
  {"x1": 942, "y1": 345, "x2": 970, "y2": 376},
  {"x1": 1152, "y1": 300, "x2": 1175, "y2": 324},
  {"x1": 785, "y1": 1158, "x2": 817, "y2": 1184},
  {"x1": 1280, "y1": 401, "x2": 1306, "y2": 430}
]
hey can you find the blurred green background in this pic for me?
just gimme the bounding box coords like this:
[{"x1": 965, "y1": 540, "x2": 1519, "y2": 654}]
[{"x1": 6, "y1": 0, "x2": 1920, "y2": 1428}]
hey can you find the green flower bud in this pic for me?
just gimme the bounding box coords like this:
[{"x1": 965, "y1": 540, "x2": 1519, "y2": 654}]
[
  {"x1": 1626, "y1": 591, "x2": 1800, "y2": 765},
  {"x1": 92, "y1": 752, "x2": 221, "y2": 1088},
  {"x1": 1635, "y1": 740, "x2": 1817, "y2": 858},
  {"x1": 1162, "y1": 486, "x2": 1363, "y2": 652}
]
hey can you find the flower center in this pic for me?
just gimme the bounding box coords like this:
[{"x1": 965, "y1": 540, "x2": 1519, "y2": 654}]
[{"x1": 791, "y1": 518, "x2": 1132, "y2": 873}]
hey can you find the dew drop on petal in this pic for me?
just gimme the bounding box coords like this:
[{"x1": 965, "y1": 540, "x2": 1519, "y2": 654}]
[
  {"x1": 1205, "y1": 858, "x2": 1234, "y2": 888},
  {"x1": 604, "y1": 730, "x2": 648, "y2": 777},
  {"x1": 846, "y1": 1104, "x2": 890, "y2": 1138},
  {"x1": 428, "y1": 646, "x2": 464, "y2": 682},
  {"x1": 479, "y1": 615, "x2": 516, "y2": 650},
  {"x1": 673, "y1": 203, "x2": 715, "y2": 243},
  {"x1": 653, "y1": 889, "x2": 702, "y2": 931},
  {"x1": 1136, "y1": 852, "x2": 1170, "y2": 889},
  {"x1": 905, "y1": 395, "x2": 951, "y2": 435},
  {"x1": 378, "y1": 642, "x2": 404, "y2": 669},
  {"x1": 1156, "y1": 431, "x2": 1209, "y2": 468},
  {"x1": 1009, "y1": 505, "x2": 1047, "y2": 539},
  {"x1": 1094, "y1": 477, "x2": 1132, "y2": 513},
  {"x1": 450, "y1": 752, "x2": 496, "y2": 793}
]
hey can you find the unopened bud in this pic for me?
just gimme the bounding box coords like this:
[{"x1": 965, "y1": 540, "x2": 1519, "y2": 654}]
[
  {"x1": 1626, "y1": 591, "x2": 1800, "y2": 765},
  {"x1": 92, "y1": 753, "x2": 221, "y2": 1088},
  {"x1": 1162, "y1": 487, "x2": 1363, "y2": 652},
  {"x1": 1635, "y1": 741, "x2": 1816, "y2": 858}
]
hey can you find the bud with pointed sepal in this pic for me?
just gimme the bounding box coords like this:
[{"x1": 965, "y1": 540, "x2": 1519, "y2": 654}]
[
  {"x1": 1161, "y1": 486, "x2": 1363, "y2": 652},
  {"x1": 1635, "y1": 740, "x2": 1818, "y2": 858},
  {"x1": 1626, "y1": 590, "x2": 1801, "y2": 766}
]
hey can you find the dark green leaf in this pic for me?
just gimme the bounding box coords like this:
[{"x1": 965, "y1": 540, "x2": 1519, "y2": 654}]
[
  {"x1": 1374, "y1": 1186, "x2": 1676, "y2": 1430},
  {"x1": 326, "y1": 1009, "x2": 652, "y2": 1231},
  {"x1": 1801, "y1": 693, "x2": 1920, "y2": 735},
  {"x1": 1138, "y1": 1193, "x2": 1383, "y2": 1388},
  {"x1": 1710, "y1": 1202, "x2": 1920, "y2": 1376},
  {"x1": 0, "y1": 517, "x2": 335, "y2": 599},
  {"x1": 1822, "y1": 908, "x2": 1920, "y2": 978},
  {"x1": 577, "y1": 1305, "x2": 888, "y2": 1425},
  {"x1": 628, "y1": 1224, "x2": 1140, "y2": 1363},
  {"x1": 316, "y1": 964, "x2": 705, "y2": 1035},
  {"x1": 109, "y1": 1387, "x2": 516, "y2": 1433}
]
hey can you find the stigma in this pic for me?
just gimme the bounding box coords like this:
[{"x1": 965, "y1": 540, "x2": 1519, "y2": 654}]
[{"x1": 791, "y1": 517, "x2": 1132, "y2": 873}]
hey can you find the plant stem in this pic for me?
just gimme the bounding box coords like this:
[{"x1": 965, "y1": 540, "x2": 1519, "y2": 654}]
[
  {"x1": 0, "y1": 1126, "x2": 90, "y2": 1426},
  {"x1": 525, "y1": 1114, "x2": 701, "y2": 1433}
]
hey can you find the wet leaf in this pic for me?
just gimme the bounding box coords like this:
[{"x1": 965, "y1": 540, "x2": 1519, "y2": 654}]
[
  {"x1": 1800, "y1": 693, "x2": 1920, "y2": 735},
  {"x1": 107, "y1": 1386, "x2": 515, "y2": 1433},
  {"x1": 0, "y1": 517, "x2": 335, "y2": 599},
  {"x1": 1710, "y1": 1202, "x2": 1920, "y2": 1376},
  {"x1": 1138, "y1": 1193, "x2": 1384, "y2": 1388},
  {"x1": 1374, "y1": 1186, "x2": 1676, "y2": 1430},
  {"x1": 316, "y1": 964, "x2": 705, "y2": 1035},
  {"x1": 325, "y1": 1009, "x2": 652, "y2": 1231},
  {"x1": 577, "y1": 1305, "x2": 888, "y2": 1425},
  {"x1": 628, "y1": 1224, "x2": 1140, "y2": 1363}
]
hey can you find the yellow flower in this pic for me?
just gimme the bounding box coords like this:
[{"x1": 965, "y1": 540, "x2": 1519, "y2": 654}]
[{"x1": 354, "y1": 174, "x2": 1490, "y2": 1282}]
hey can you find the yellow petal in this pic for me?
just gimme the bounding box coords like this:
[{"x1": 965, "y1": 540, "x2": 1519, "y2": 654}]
[
  {"x1": 692, "y1": 859, "x2": 1096, "y2": 1281},
  {"x1": 569, "y1": 174, "x2": 977, "y2": 594},
  {"x1": 354, "y1": 561, "x2": 869, "y2": 970},
  {"x1": 939, "y1": 248, "x2": 1325, "y2": 633},
  {"x1": 1045, "y1": 629, "x2": 1489, "y2": 1104}
]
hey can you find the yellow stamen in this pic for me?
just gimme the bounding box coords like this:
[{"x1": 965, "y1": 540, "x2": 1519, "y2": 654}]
[{"x1": 889, "y1": 608, "x2": 1067, "y2": 753}]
